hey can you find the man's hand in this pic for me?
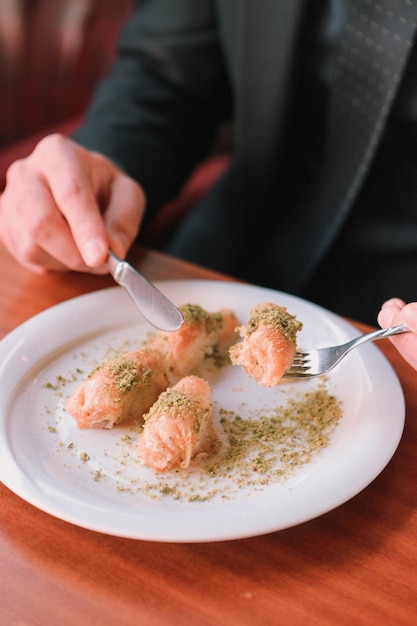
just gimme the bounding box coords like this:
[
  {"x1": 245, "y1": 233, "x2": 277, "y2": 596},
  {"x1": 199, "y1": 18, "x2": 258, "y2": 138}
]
[
  {"x1": 0, "y1": 134, "x2": 145, "y2": 274},
  {"x1": 378, "y1": 298, "x2": 417, "y2": 370}
]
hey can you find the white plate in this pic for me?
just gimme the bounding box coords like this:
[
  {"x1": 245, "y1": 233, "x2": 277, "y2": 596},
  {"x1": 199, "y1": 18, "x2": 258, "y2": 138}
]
[{"x1": 0, "y1": 281, "x2": 404, "y2": 542}]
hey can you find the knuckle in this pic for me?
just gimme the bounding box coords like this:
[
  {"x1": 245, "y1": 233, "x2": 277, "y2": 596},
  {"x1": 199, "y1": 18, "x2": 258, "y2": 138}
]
[
  {"x1": 5, "y1": 158, "x2": 28, "y2": 182},
  {"x1": 91, "y1": 150, "x2": 111, "y2": 167},
  {"x1": 15, "y1": 237, "x2": 42, "y2": 267},
  {"x1": 35, "y1": 132, "x2": 68, "y2": 154},
  {"x1": 57, "y1": 175, "x2": 85, "y2": 205},
  {"x1": 27, "y1": 211, "x2": 52, "y2": 241}
]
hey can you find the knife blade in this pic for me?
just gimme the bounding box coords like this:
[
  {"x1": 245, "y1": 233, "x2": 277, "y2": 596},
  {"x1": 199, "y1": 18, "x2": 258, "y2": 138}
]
[{"x1": 107, "y1": 251, "x2": 183, "y2": 331}]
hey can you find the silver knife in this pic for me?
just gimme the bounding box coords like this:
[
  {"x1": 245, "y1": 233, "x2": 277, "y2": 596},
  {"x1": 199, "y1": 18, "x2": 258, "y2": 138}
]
[{"x1": 107, "y1": 251, "x2": 183, "y2": 331}]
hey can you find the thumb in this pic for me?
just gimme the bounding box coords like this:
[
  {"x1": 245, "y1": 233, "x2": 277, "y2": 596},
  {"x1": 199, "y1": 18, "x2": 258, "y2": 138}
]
[{"x1": 400, "y1": 303, "x2": 417, "y2": 333}]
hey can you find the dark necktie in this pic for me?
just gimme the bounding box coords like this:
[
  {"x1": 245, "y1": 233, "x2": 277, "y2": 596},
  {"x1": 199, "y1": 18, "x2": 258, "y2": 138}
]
[{"x1": 274, "y1": 0, "x2": 417, "y2": 292}]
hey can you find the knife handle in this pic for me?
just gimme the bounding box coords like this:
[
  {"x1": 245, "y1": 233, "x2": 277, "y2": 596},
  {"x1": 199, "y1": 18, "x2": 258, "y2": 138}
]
[{"x1": 107, "y1": 251, "x2": 183, "y2": 332}]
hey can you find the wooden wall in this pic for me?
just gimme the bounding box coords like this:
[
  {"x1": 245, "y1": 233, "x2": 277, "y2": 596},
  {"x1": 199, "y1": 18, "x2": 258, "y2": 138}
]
[{"x1": 0, "y1": 0, "x2": 133, "y2": 148}]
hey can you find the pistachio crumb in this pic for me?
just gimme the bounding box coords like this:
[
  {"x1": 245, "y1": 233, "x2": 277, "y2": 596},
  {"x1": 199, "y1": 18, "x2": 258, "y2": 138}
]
[{"x1": 246, "y1": 303, "x2": 303, "y2": 343}]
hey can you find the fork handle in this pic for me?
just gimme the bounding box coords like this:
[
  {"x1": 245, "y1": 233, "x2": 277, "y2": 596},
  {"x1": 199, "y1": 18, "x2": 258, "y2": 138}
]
[{"x1": 344, "y1": 324, "x2": 409, "y2": 353}]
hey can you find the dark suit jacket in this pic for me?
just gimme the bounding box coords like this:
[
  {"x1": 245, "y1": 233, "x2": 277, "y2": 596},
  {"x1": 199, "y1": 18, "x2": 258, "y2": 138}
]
[{"x1": 74, "y1": 0, "x2": 417, "y2": 323}]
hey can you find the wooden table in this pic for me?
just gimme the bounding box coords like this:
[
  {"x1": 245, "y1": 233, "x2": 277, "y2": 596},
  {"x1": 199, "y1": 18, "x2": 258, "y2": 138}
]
[{"x1": 1, "y1": 241, "x2": 417, "y2": 626}]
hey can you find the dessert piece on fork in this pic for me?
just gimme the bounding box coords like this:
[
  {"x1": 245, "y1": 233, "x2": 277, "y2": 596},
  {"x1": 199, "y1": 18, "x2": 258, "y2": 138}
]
[{"x1": 229, "y1": 302, "x2": 303, "y2": 386}]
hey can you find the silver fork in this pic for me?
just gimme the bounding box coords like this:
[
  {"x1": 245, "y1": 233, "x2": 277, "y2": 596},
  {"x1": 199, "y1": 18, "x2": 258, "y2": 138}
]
[{"x1": 283, "y1": 324, "x2": 410, "y2": 378}]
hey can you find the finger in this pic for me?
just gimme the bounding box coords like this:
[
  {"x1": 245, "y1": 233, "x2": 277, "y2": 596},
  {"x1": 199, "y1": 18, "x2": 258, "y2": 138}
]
[
  {"x1": 377, "y1": 298, "x2": 405, "y2": 328},
  {"x1": 0, "y1": 163, "x2": 86, "y2": 272},
  {"x1": 15, "y1": 169, "x2": 97, "y2": 271},
  {"x1": 388, "y1": 331, "x2": 417, "y2": 369},
  {"x1": 377, "y1": 301, "x2": 417, "y2": 369},
  {"x1": 5, "y1": 161, "x2": 110, "y2": 274},
  {"x1": 103, "y1": 173, "x2": 146, "y2": 258},
  {"x1": 400, "y1": 303, "x2": 417, "y2": 333},
  {"x1": 377, "y1": 308, "x2": 395, "y2": 328},
  {"x1": 35, "y1": 136, "x2": 110, "y2": 267}
]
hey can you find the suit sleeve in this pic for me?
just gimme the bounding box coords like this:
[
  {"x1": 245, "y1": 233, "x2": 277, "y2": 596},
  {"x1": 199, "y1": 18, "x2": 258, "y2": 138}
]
[{"x1": 72, "y1": 0, "x2": 231, "y2": 221}]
